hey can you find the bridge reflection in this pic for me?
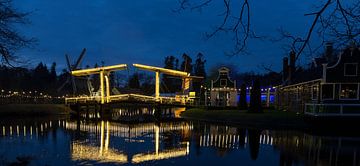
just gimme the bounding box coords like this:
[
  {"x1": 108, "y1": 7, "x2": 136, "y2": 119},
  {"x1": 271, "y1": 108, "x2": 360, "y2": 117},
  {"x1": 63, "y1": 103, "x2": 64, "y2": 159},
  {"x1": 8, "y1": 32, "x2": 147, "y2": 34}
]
[
  {"x1": 71, "y1": 142, "x2": 128, "y2": 164},
  {"x1": 66, "y1": 120, "x2": 191, "y2": 164}
]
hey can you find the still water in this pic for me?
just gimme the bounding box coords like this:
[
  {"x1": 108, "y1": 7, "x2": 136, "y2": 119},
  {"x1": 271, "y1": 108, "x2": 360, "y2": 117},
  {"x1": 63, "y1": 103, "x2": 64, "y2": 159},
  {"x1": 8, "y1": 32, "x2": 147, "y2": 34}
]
[{"x1": 0, "y1": 111, "x2": 359, "y2": 165}]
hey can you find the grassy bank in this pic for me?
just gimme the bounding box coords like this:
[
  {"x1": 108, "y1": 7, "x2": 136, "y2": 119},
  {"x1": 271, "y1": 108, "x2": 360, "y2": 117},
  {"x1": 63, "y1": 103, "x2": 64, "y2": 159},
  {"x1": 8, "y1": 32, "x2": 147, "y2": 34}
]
[
  {"x1": 181, "y1": 108, "x2": 309, "y2": 129},
  {"x1": 0, "y1": 104, "x2": 72, "y2": 116}
]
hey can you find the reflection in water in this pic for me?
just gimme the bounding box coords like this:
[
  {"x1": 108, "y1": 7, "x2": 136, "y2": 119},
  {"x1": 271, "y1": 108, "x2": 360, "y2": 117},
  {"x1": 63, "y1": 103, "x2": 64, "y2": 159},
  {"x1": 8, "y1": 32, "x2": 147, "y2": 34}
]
[
  {"x1": 248, "y1": 129, "x2": 261, "y2": 160},
  {"x1": 71, "y1": 143, "x2": 128, "y2": 164},
  {"x1": 0, "y1": 118, "x2": 360, "y2": 165},
  {"x1": 66, "y1": 120, "x2": 192, "y2": 164},
  {"x1": 70, "y1": 121, "x2": 128, "y2": 164},
  {"x1": 80, "y1": 107, "x2": 185, "y2": 121}
]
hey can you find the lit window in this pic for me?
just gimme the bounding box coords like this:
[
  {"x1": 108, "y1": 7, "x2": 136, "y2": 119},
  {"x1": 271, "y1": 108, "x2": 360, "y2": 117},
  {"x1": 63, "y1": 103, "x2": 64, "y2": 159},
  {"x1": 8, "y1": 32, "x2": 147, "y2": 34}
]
[
  {"x1": 340, "y1": 84, "x2": 358, "y2": 99},
  {"x1": 312, "y1": 85, "x2": 318, "y2": 100},
  {"x1": 220, "y1": 79, "x2": 227, "y2": 87},
  {"x1": 344, "y1": 63, "x2": 358, "y2": 76}
]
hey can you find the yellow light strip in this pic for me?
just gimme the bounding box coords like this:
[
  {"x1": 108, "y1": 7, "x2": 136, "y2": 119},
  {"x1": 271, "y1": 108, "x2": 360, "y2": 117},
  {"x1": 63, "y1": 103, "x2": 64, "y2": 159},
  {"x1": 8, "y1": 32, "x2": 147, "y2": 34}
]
[
  {"x1": 71, "y1": 64, "x2": 127, "y2": 76},
  {"x1": 131, "y1": 146, "x2": 189, "y2": 163},
  {"x1": 133, "y1": 63, "x2": 190, "y2": 77}
]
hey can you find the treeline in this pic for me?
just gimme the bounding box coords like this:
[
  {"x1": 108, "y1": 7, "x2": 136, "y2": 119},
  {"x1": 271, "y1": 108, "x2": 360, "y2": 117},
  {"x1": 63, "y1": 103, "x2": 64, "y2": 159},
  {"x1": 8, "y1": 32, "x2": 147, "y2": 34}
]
[
  {"x1": 0, "y1": 62, "x2": 62, "y2": 95},
  {"x1": 0, "y1": 53, "x2": 290, "y2": 97},
  {"x1": 127, "y1": 52, "x2": 206, "y2": 94}
]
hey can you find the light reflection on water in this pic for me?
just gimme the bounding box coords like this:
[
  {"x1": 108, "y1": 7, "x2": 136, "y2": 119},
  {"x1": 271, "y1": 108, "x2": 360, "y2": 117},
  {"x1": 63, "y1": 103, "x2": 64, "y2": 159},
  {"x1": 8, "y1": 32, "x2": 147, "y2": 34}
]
[{"x1": 0, "y1": 117, "x2": 359, "y2": 165}]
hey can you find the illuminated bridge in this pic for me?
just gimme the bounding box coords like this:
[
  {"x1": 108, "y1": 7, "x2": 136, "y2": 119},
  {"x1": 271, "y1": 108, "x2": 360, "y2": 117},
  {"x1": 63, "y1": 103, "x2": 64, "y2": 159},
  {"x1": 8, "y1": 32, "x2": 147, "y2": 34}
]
[{"x1": 65, "y1": 63, "x2": 202, "y2": 106}]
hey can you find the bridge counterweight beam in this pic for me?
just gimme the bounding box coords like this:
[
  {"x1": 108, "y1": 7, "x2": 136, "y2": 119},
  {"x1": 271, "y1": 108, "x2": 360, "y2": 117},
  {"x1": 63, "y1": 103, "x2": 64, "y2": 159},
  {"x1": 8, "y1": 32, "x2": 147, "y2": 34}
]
[{"x1": 155, "y1": 71, "x2": 160, "y2": 101}]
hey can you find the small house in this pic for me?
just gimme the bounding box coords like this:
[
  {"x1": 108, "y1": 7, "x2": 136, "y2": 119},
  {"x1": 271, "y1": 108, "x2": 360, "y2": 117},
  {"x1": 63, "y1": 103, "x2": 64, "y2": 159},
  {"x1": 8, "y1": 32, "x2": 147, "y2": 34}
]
[
  {"x1": 208, "y1": 67, "x2": 237, "y2": 107},
  {"x1": 276, "y1": 44, "x2": 360, "y2": 116}
]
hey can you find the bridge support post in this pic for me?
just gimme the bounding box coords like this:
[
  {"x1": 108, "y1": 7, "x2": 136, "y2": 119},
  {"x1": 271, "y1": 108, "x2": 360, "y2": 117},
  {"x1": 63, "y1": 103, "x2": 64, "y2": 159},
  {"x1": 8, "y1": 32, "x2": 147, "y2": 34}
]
[
  {"x1": 155, "y1": 71, "x2": 160, "y2": 101},
  {"x1": 100, "y1": 71, "x2": 105, "y2": 104},
  {"x1": 105, "y1": 74, "x2": 110, "y2": 103}
]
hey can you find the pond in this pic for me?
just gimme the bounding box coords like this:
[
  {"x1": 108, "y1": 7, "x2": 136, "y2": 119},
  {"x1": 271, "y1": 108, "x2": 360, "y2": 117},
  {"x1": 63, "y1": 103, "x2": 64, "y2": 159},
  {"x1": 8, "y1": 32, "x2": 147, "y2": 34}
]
[{"x1": 0, "y1": 114, "x2": 359, "y2": 165}]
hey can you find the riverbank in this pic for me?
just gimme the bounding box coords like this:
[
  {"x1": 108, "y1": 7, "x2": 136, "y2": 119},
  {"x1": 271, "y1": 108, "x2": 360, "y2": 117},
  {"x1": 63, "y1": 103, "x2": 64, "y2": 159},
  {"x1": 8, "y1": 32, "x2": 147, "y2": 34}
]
[
  {"x1": 0, "y1": 104, "x2": 72, "y2": 116},
  {"x1": 181, "y1": 108, "x2": 309, "y2": 130}
]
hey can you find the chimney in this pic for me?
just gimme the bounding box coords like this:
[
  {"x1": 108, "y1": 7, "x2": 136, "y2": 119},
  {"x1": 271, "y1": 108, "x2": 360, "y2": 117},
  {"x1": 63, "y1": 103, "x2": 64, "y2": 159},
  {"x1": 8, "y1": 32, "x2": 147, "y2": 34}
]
[
  {"x1": 289, "y1": 51, "x2": 296, "y2": 84},
  {"x1": 325, "y1": 42, "x2": 333, "y2": 62},
  {"x1": 282, "y1": 57, "x2": 289, "y2": 84}
]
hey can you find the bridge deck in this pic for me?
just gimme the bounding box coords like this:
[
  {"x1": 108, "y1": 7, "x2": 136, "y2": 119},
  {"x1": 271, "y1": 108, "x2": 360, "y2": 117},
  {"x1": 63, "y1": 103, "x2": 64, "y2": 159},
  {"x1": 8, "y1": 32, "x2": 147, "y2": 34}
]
[{"x1": 65, "y1": 93, "x2": 194, "y2": 105}]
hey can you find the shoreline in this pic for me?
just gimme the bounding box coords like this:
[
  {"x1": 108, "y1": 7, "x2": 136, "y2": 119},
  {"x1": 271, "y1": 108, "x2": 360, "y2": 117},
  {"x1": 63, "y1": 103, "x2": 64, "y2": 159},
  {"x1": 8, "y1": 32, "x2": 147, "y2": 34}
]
[
  {"x1": 180, "y1": 108, "x2": 310, "y2": 130},
  {"x1": 0, "y1": 104, "x2": 72, "y2": 116},
  {"x1": 180, "y1": 108, "x2": 360, "y2": 132}
]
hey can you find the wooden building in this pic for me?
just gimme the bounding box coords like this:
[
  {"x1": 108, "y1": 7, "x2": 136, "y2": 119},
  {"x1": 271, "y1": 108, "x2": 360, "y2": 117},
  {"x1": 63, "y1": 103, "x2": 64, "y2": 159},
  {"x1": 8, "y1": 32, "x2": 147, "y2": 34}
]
[
  {"x1": 207, "y1": 67, "x2": 237, "y2": 107},
  {"x1": 276, "y1": 45, "x2": 360, "y2": 116}
]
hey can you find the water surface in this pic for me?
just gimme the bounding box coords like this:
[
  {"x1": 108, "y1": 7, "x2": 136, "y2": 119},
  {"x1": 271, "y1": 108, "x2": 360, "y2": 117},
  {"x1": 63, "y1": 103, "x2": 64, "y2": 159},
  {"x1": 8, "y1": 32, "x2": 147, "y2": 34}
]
[{"x1": 0, "y1": 116, "x2": 359, "y2": 165}]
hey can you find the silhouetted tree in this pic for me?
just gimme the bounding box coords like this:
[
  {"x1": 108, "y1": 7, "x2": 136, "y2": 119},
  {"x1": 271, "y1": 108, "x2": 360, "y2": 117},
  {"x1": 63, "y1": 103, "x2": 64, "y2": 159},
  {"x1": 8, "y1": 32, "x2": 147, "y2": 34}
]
[
  {"x1": 238, "y1": 83, "x2": 247, "y2": 109},
  {"x1": 163, "y1": 55, "x2": 177, "y2": 92},
  {"x1": 128, "y1": 73, "x2": 140, "y2": 89},
  {"x1": 0, "y1": 0, "x2": 34, "y2": 65},
  {"x1": 175, "y1": 58, "x2": 179, "y2": 70},
  {"x1": 193, "y1": 52, "x2": 206, "y2": 93},
  {"x1": 49, "y1": 62, "x2": 57, "y2": 94},
  {"x1": 249, "y1": 79, "x2": 262, "y2": 113},
  {"x1": 180, "y1": 53, "x2": 192, "y2": 73},
  {"x1": 32, "y1": 62, "x2": 50, "y2": 92}
]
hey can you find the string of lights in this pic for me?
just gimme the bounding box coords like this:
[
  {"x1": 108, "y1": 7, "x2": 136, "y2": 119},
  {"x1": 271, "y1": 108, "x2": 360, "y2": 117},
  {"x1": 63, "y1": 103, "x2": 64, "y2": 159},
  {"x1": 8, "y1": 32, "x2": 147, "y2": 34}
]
[
  {"x1": 200, "y1": 86, "x2": 277, "y2": 92},
  {"x1": 0, "y1": 89, "x2": 68, "y2": 104},
  {"x1": 0, "y1": 89, "x2": 68, "y2": 99}
]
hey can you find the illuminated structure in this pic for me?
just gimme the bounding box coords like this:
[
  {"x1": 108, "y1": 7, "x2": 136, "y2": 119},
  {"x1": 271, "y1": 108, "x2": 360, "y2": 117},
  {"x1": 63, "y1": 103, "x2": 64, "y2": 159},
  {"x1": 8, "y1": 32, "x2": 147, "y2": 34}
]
[
  {"x1": 70, "y1": 64, "x2": 127, "y2": 104},
  {"x1": 66, "y1": 63, "x2": 199, "y2": 105},
  {"x1": 208, "y1": 67, "x2": 237, "y2": 106},
  {"x1": 133, "y1": 63, "x2": 195, "y2": 102}
]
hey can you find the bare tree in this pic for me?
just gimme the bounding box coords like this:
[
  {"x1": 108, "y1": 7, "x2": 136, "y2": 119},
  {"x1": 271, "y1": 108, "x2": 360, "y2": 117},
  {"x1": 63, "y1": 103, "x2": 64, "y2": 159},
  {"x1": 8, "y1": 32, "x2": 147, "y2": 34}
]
[
  {"x1": 276, "y1": 0, "x2": 360, "y2": 62},
  {"x1": 0, "y1": 0, "x2": 34, "y2": 66},
  {"x1": 174, "y1": 0, "x2": 256, "y2": 56},
  {"x1": 176, "y1": 0, "x2": 360, "y2": 62}
]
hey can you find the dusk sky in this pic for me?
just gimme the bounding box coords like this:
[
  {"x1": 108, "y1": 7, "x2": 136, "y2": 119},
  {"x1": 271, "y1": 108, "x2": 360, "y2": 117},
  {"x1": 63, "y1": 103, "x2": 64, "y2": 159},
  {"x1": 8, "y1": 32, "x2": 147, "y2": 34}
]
[{"x1": 14, "y1": 0, "x2": 320, "y2": 73}]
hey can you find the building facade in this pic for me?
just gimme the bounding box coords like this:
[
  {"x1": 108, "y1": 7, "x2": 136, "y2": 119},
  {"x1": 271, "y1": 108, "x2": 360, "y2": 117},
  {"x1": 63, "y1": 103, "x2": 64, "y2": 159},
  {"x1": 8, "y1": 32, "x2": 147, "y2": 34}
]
[
  {"x1": 276, "y1": 45, "x2": 360, "y2": 116},
  {"x1": 208, "y1": 67, "x2": 237, "y2": 107}
]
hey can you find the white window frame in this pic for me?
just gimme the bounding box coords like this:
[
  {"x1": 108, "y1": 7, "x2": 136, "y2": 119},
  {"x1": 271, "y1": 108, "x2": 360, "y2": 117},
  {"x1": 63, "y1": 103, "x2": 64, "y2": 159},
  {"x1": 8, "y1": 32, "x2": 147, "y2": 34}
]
[
  {"x1": 339, "y1": 83, "x2": 359, "y2": 100},
  {"x1": 320, "y1": 83, "x2": 335, "y2": 100},
  {"x1": 344, "y1": 63, "x2": 358, "y2": 76}
]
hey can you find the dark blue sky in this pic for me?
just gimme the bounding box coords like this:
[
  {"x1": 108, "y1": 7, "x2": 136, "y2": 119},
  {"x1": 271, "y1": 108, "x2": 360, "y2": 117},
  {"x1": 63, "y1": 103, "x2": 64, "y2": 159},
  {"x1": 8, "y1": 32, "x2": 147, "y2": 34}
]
[{"x1": 14, "y1": 0, "x2": 317, "y2": 73}]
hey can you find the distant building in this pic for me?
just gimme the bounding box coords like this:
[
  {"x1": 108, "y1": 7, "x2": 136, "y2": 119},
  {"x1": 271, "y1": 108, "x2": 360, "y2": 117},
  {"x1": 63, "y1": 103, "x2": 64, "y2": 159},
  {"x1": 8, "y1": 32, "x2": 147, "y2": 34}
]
[
  {"x1": 276, "y1": 44, "x2": 360, "y2": 116},
  {"x1": 208, "y1": 67, "x2": 237, "y2": 107}
]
